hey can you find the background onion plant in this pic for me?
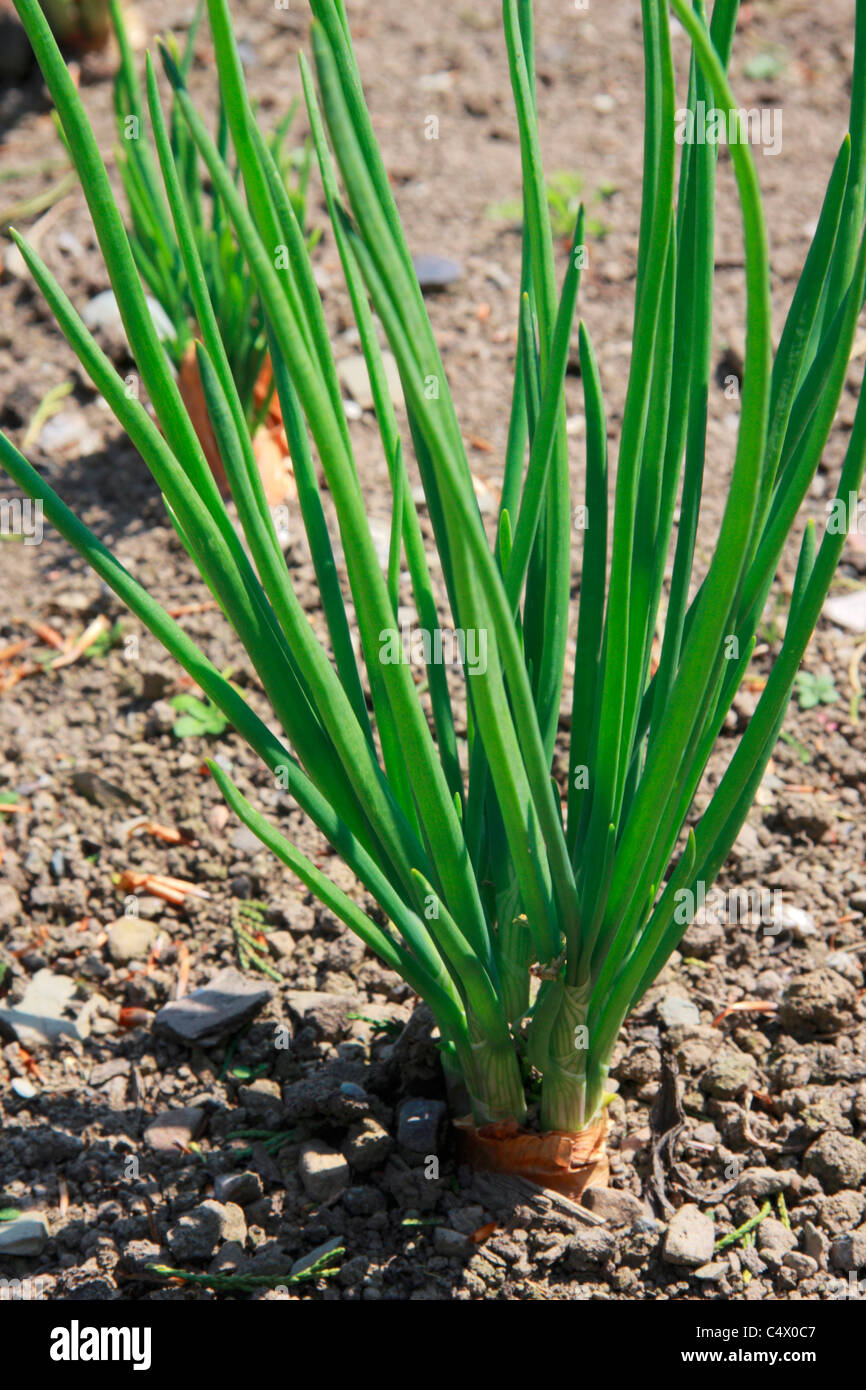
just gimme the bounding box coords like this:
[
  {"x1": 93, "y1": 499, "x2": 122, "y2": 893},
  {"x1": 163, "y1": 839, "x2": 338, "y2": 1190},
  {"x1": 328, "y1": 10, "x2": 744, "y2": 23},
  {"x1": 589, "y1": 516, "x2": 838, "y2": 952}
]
[
  {"x1": 108, "y1": 0, "x2": 317, "y2": 426},
  {"x1": 2, "y1": 0, "x2": 866, "y2": 1140}
]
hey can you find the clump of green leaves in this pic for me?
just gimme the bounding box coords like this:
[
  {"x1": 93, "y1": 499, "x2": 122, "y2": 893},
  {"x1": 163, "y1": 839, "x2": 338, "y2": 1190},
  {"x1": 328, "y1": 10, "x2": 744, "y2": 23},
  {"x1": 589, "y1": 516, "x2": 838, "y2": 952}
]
[
  {"x1": 794, "y1": 669, "x2": 839, "y2": 709},
  {"x1": 170, "y1": 691, "x2": 230, "y2": 739},
  {"x1": 3, "y1": 0, "x2": 866, "y2": 1142},
  {"x1": 109, "y1": 0, "x2": 316, "y2": 422}
]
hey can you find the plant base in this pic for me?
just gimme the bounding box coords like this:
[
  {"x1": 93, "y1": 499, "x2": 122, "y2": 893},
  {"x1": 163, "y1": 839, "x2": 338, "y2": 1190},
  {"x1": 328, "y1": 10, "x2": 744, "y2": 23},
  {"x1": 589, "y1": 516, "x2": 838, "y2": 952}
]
[{"x1": 456, "y1": 1113, "x2": 609, "y2": 1199}]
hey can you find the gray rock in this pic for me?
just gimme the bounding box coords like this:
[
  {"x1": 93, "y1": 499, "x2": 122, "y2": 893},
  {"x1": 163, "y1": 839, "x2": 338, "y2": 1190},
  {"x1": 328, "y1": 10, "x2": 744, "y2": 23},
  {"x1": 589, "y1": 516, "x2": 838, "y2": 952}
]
[
  {"x1": 694, "y1": 1261, "x2": 728, "y2": 1281},
  {"x1": 144, "y1": 1107, "x2": 205, "y2": 1153},
  {"x1": 237, "y1": 1078, "x2": 282, "y2": 1116},
  {"x1": 283, "y1": 989, "x2": 357, "y2": 1041},
  {"x1": 412, "y1": 254, "x2": 463, "y2": 290},
  {"x1": 782, "y1": 1251, "x2": 818, "y2": 1279},
  {"x1": 266, "y1": 931, "x2": 296, "y2": 961},
  {"x1": 658, "y1": 996, "x2": 701, "y2": 1028},
  {"x1": 735, "y1": 1167, "x2": 788, "y2": 1199},
  {"x1": 209, "y1": 1241, "x2": 246, "y2": 1274},
  {"x1": 817, "y1": 1189, "x2": 865, "y2": 1234},
  {"x1": 700, "y1": 1048, "x2": 757, "y2": 1100},
  {"x1": 82, "y1": 289, "x2": 176, "y2": 350},
  {"x1": 830, "y1": 1224, "x2": 866, "y2": 1273},
  {"x1": 338, "y1": 352, "x2": 403, "y2": 411},
  {"x1": 337, "y1": 1254, "x2": 370, "y2": 1288},
  {"x1": 397, "y1": 1098, "x2": 448, "y2": 1153},
  {"x1": 802, "y1": 1220, "x2": 830, "y2": 1265},
  {"x1": 566, "y1": 1226, "x2": 617, "y2": 1271},
  {"x1": 0, "y1": 969, "x2": 82, "y2": 1048},
  {"x1": 803, "y1": 1133, "x2": 866, "y2": 1193},
  {"x1": 779, "y1": 969, "x2": 857, "y2": 1033},
  {"x1": 0, "y1": 1213, "x2": 48, "y2": 1256},
  {"x1": 0, "y1": 884, "x2": 21, "y2": 924},
  {"x1": 756, "y1": 1217, "x2": 797, "y2": 1256},
  {"x1": 434, "y1": 1226, "x2": 472, "y2": 1257},
  {"x1": 153, "y1": 968, "x2": 271, "y2": 1045},
  {"x1": 663, "y1": 1204, "x2": 715, "y2": 1268},
  {"x1": 11, "y1": 1078, "x2": 37, "y2": 1100},
  {"x1": 166, "y1": 1201, "x2": 246, "y2": 1261},
  {"x1": 106, "y1": 918, "x2": 156, "y2": 964},
  {"x1": 213, "y1": 1172, "x2": 263, "y2": 1207},
  {"x1": 343, "y1": 1185, "x2": 385, "y2": 1217},
  {"x1": 289, "y1": 1235, "x2": 343, "y2": 1280},
  {"x1": 449, "y1": 1205, "x2": 486, "y2": 1235},
  {"x1": 230, "y1": 826, "x2": 263, "y2": 856},
  {"x1": 343, "y1": 1117, "x2": 393, "y2": 1172},
  {"x1": 581, "y1": 1187, "x2": 645, "y2": 1227},
  {"x1": 298, "y1": 1140, "x2": 350, "y2": 1202}
]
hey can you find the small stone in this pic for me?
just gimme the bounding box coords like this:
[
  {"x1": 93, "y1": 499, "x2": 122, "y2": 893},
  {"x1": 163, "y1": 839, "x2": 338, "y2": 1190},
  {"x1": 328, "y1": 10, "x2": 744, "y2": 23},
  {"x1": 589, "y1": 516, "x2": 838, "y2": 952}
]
[
  {"x1": 735, "y1": 1167, "x2": 787, "y2": 1199},
  {"x1": 284, "y1": 989, "x2": 357, "y2": 1041},
  {"x1": 818, "y1": 1190, "x2": 865, "y2": 1233},
  {"x1": 144, "y1": 1107, "x2": 206, "y2": 1153},
  {"x1": 782, "y1": 1251, "x2": 818, "y2": 1279},
  {"x1": 0, "y1": 884, "x2": 21, "y2": 924},
  {"x1": 412, "y1": 254, "x2": 463, "y2": 291},
  {"x1": 230, "y1": 826, "x2": 263, "y2": 855},
  {"x1": 779, "y1": 969, "x2": 857, "y2": 1033},
  {"x1": 266, "y1": 931, "x2": 296, "y2": 961},
  {"x1": 11, "y1": 1078, "x2": 37, "y2": 1099},
  {"x1": 756, "y1": 1217, "x2": 797, "y2": 1256},
  {"x1": 700, "y1": 1047, "x2": 757, "y2": 1100},
  {"x1": 581, "y1": 1187, "x2": 645, "y2": 1227},
  {"x1": 153, "y1": 968, "x2": 271, "y2": 1045},
  {"x1": 566, "y1": 1226, "x2": 617, "y2": 1271},
  {"x1": 803, "y1": 1132, "x2": 866, "y2": 1194},
  {"x1": 213, "y1": 1172, "x2": 263, "y2": 1207},
  {"x1": 0, "y1": 969, "x2": 82, "y2": 1048},
  {"x1": 106, "y1": 918, "x2": 156, "y2": 963},
  {"x1": 343, "y1": 1185, "x2": 385, "y2": 1217},
  {"x1": 343, "y1": 1117, "x2": 393, "y2": 1172},
  {"x1": 166, "y1": 1201, "x2": 246, "y2": 1262},
  {"x1": 237, "y1": 1078, "x2": 282, "y2": 1116},
  {"x1": 802, "y1": 1220, "x2": 830, "y2": 1264},
  {"x1": 823, "y1": 589, "x2": 866, "y2": 633},
  {"x1": 658, "y1": 996, "x2": 701, "y2": 1028},
  {"x1": 663, "y1": 1204, "x2": 715, "y2": 1268},
  {"x1": 0, "y1": 1214, "x2": 48, "y2": 1256},
  {"x1": 434, "y1": 1226, "x2": 471, "y2": 1257},
  {"x1": 299, "y1": 1140, "x2": 350, "y2": 1202},
  {"x1": 694, "y1": 1261, "x2": 728, "y2": 1281},
  {"x1": 830, "y1": 1224, "x2": 866, "y2": 1272},
  {"x1": 337, "y1": 1254, "x2": 369, "y2": 1288},
  {"x1": 289, "y1": 1235, "x2": 343, "y2": 1280},
  {"x1": 772, "y1": 903, "x2": 818, "y2": 940},
  {"x1": 209, "y1": 1241, "x2": 246, "y2": 1275},
  {"x1": 338, "y1": 351, "x2": 403, "y2": 411},
  {"x1": 448, "y1": 1205, "x2": 486, "y2": 1235},
  {"x1": 397, "y1": 1098, "x2": 448, "y2": 1153}
]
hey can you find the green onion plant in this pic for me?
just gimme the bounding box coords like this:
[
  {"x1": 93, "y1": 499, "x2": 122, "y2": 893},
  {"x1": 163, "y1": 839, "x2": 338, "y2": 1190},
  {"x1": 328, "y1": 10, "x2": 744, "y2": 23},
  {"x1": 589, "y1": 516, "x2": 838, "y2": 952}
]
[
  {"x1": 108, "y1": 0, "x2": 317, "y2": 424},
  {"x1": 3, "y1": 0, "x2": 866, "y2": 1139}
]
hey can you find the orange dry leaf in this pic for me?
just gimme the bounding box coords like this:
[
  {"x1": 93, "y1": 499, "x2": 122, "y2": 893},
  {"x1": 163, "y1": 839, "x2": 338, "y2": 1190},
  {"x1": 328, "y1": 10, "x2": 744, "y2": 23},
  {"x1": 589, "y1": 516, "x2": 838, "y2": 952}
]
[
  {"x1": 0, "y1": 662, "x2": 38, "y2": 694},
  {"x1": 470, "y1": 1222, "x2": 498, "y2": 1245},
  {"x1": 118, "y1": 1007, "x2": 151, "y2": 1030},
  {"x1": 50, "y1": 614, "x2": 110, "y2": 670},
  {"x1": 712, "y1": 1000, "x2": 776, "y2": 1028},
  {"x1": 118, "y1": 870, "x2": 210, "y2": 905},
  {"x1": 167, "y1": 601, "x2": 219, "y2": 620},
  {"x1": 126, "y1": 819, "x2": 197, "y2": 847},
  {"x1": 29, "y1": 621, "x2": 65, "y2": 650},
  {"x1": 0, "y1": 639, "x2": 34, "y2": 663},
  {"x1": 175, "y1": 942, "x2": 191, "y2": 1000},
  {"x1": 467, "y1": 434, "x2": 494, "y2": 453}
]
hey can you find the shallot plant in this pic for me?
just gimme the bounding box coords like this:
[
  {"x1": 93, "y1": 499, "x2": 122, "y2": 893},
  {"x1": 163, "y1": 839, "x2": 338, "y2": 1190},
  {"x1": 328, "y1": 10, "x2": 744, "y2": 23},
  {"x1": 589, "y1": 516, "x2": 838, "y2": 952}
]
[
  {"x1": 3, "y1": 0, "x2": 866, "y2": 1139},
  {"x1": 108, "y1": 0, "x2": 316, "y2": 422}
]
